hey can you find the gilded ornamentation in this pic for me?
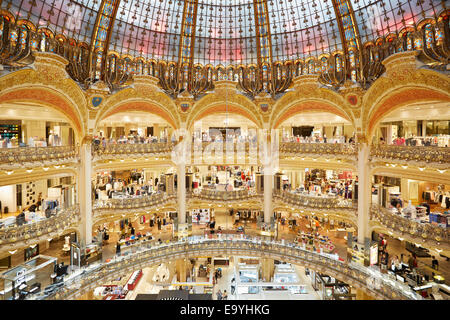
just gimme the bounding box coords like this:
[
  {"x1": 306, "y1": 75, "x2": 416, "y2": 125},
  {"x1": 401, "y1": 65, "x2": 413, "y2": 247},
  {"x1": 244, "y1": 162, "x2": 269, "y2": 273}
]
[{"x1": 36, "y1": 238, "x2": 419, "y2": 300}]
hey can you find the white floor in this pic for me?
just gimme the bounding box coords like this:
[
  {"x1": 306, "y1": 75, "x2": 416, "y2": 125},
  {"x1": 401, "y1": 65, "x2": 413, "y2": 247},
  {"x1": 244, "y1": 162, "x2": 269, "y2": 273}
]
[{"x1": 212, "y1": 261, "x2": 321, "y2": 300}]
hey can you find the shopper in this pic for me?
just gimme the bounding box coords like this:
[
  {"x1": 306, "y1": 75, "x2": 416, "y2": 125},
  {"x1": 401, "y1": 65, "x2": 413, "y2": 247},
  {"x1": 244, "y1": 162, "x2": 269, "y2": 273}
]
[
  {"x1": 116, "y1": 242, "x2": 121, "y2": 255},
  {"x1": 431, "y1": 256, "x2": 439, "y2": 270},
  {"x1": 223, "y1": 290, "x2": 228, "y2": 300},
  {"x1": 216, "y1": 289, "x2": 222, "y2": 300},
  {"x1": 157, "y1": 217, "x2": 162, "y2": 230},
  {"x1": 231, "y1": 277, "x2": 236, "y2": 295}
]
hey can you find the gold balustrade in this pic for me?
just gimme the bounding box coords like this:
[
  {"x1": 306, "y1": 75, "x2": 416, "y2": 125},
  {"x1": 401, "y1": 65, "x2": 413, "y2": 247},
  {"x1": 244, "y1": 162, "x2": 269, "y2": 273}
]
[
  {"x1": 0, "y1": 146, "x2": 78, "y2": 167},
  {"x1": 0, "y1": 205, "x2": 80, "y2": 248},
  {"x1": 370, "y1": 145, "x2": 450, "y2": 167},
  {"x1": 37, "y1": 237, "x2": 421, "y2": 300},
  {"x1": 370, "y1": 204, "x2": 449, "y2": 249}
]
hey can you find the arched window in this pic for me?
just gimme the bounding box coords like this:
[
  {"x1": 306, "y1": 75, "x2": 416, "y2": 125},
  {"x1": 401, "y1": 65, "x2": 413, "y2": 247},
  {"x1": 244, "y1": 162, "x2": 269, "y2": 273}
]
[
  {"x1": 335, "y1": 55, "x2": 342, "y2": 72},
  {"x1": 95, "y1": 51, "x2": 102, "y2": 79},
  {"x1": 351, "y1": 70, "x2": 356, "y2": 82},
  {"x1": 349, "y1": 50, "x2": 356, "y2": 68},
  {"x1": 307, "y1": 60, "x2": 314, "y2": 74},
  {"x1": 435, "y1": 26, "x2": 444, "y2": 44},
  {"x1": 321, "y1": 57, "x2": 328, "y2": 73},
  {"x1": 406, "y1": 32, "x2": 413, "y2": 51},
  {"x1": 424, "y1": 24, "x2": 433, "y2": 49},
  {"x1": 10, "y1": 29, "x2": 18, "y2": 46}
]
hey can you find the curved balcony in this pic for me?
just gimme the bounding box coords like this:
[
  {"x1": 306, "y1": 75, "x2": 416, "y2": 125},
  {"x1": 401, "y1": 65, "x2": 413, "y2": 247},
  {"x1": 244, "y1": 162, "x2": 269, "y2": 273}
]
[
  {"x1": 92, "y1": 143, "x2": 174, "y2": 161},
  {"x1": 93, "y1": 193, "x2": 177, "y2": 219},
  {"x1": 0, "y1": 206, "x2": 80, "y2": 252},
  {"x1": 370, "y1": 145, "x2": 450, "y2": 169},
  {"x1": 37, "y1": 237, "x2": 421, "y2": 300},
  {"x1": 273, "y1": 191, "x2": 357, "y2": 224},
  {"x1": 188, "y1": 189, "x2": 259, "y2": 203},
  {"x1": 0, "y1": 146, "x2": 78, "y2": 170},
  {"x1": 370, "y1": 204, "x2": 450, "y2": 251},
  {"x1": 279, "y1": 143, "x2": 357, "y2": 160}
]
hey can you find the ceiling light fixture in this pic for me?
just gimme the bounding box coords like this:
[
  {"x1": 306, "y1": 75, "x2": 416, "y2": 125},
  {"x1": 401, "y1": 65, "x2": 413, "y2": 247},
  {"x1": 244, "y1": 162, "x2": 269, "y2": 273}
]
[
  {"x1": 418, "y1": 167, "x2": 425, "y2": 171},
  {"x1": 5, "y1": 170, "x2": 13, "y2": 175},
  {"x1": 8, "y1": 250, "x2": 17, "y2": 255},
  {"x1": 437, "y1": 169, "x2": 446, "y2": 174},
  {"x1": 26, "y1": 168, "x2": 33, "y2": 173},
  {"x1": 43, "y1": 167, "x2": 49, "y2": 171},
  {"x1": 401, "y1": 165, "x2": 408, "y2": 169}
]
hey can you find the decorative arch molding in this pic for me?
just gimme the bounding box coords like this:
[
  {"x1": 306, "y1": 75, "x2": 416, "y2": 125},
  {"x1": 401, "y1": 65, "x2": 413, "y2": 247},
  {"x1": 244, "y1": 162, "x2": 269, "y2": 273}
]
[
  {"x1": 370, "y1": 166, "x2": 450, "y2": 186},
  {"x1": 0, "y1": 69, "x2": 87, "y2": 141},
  {"x1": 94, "y1": 87, "x2": 181, "y2": 131},
  {"x1": 269, "y1": 86, "x2": 355, "y2": 130},
  {"x1": 362, "y1": 52, "x2": 450, "y2": 140},
  {"x1": 187, "y1": 92, "x2": 263, "y2": 130},
  {"x1": 0, "y1": 168, "x2": 78, "y2": 187}
]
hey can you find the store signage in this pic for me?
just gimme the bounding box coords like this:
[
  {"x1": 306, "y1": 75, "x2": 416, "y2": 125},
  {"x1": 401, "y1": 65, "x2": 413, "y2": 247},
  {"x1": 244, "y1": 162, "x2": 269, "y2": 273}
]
[{"x1": 370, "y1": 243, "x2": 378, "y2": 266}]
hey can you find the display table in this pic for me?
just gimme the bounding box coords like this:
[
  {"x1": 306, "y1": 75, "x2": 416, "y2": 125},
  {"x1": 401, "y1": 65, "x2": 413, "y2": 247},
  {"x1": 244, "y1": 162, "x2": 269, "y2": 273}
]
[{"x1": 126, "y1": 270, "x2": 143, "y2": 290}]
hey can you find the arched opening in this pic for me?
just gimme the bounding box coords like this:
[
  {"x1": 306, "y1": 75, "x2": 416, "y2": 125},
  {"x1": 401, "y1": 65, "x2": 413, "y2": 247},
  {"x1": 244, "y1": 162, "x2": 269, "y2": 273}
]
[
  {"x1": 272, "y1": 101, "x2": 353, "y2": 130},
  {"x1": 96, "y1": 111, "x2": 176, "y2": 144},
  {"x1": 97, "y1": 101, "x2": 179, "y2": 133},
  {"x1": 276, "y1": 110, "x2": 354, "y2": 143},
  {"x1": 367, "y1": 87, "x2": 450, "y2": 143},
  {"x1": 0, "y1": 99, "x2": 80, "y2": 147},
  {"x1": 187, "y1": 103, "x2": 263, "y2": 131}
]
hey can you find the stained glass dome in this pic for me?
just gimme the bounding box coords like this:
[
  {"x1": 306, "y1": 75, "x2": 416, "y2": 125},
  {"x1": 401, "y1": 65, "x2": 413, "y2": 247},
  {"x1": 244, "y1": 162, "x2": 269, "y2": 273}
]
[{"x1": 1, "y1": 0, "x2": 446, "y2": 67}]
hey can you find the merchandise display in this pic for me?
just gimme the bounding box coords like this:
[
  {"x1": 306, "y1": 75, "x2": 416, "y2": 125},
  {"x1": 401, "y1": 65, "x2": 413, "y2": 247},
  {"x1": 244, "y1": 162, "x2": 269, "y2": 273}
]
[{"x1": 0, "y1": 0, "x2": 448, "y2": 306}]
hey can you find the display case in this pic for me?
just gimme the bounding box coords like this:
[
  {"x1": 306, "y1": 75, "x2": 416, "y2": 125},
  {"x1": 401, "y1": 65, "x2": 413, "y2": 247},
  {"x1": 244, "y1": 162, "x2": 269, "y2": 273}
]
[
  {"x1": 0, "y1": 255, "x2": 56, "y2": 300},
  {"x1": 236, "y1": 264, "x2": 259, "y2": 294},
  {"x1": 191, "y1": 208, "x2": 210, "y2": 224}
]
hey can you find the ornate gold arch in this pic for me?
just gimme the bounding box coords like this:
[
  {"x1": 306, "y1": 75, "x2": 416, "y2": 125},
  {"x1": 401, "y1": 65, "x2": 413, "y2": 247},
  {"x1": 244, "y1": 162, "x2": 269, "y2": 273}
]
[
  {"x1": 363, "y1": 59, "x2": 450, "y2": 141},
  {"x1": 0, "y1": 54, "x2": 88, "y2": 141},
  {"x1": 0, "y1": 84, "x2": 85, "y2": 141},
  {"x1": 187, "y1": 92, "x2": 263, "y2": 130},
  {"x1": 94, "y1": 86, "x2": 181, "y2": 130}
]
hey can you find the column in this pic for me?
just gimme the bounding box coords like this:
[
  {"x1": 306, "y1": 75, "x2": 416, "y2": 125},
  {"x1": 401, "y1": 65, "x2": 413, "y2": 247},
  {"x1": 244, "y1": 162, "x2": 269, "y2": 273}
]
[
  {"x1": 263, "y1": 167, "x2": 273, "y2": 224},
  {"x1": 400, "y1": 178, "x2": 409, "y2": 202},
  {"x1": 176, "y1": 258, "x2": 187, "y2": 282},
  {"x1": 263, "y1": 129, "x2": 275, "y2": 224},
  {"x1": 261, "y1": 258, "x2": 274, "y2": 282},
  {"x1": 357, "y1": 142, "x2": 371, "y2": 245},
  {"x1": 78, "y1": 141, "x2": 93, "y2": 245},
  {"x1": 177, "y1": 161, "x2": 186, "y2": 224}
]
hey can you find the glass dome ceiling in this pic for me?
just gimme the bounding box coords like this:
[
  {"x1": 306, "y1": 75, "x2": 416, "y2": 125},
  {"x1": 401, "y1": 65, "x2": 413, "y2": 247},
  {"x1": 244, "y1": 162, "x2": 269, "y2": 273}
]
[{"x1": 2, "y1": 0, "x2": 446, "y2": 67}]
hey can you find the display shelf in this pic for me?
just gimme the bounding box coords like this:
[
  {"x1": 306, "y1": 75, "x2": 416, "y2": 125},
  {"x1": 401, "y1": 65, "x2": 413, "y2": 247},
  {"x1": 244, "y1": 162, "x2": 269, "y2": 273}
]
[{"x1": 126, "y1": 270, "x2": 143, "y2": 290}]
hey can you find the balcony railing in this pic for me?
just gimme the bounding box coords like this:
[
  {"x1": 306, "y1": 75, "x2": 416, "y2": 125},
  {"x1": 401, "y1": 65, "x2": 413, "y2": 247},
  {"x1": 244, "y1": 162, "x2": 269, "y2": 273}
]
[
  {"x1": 370, "y1": 204, "x2": 450, "y2": 249},
  {"x1": 92, "y1": 143, "x2": 174, "y2": 159},
  {"x1": 93, "y1": 193, "x2": 176, "y2": 217},
  {"x1": 370, "y1": 145, "x2": 450, "y2": 168},
  {"x1": 188, "y1": 189, "x2": 258, "y2": 201},
  {"x1": 279, "y1": 142, "x2": 357, "y2": 158},
  {"x1": 0, "y1": 205, "x2": 80, "y2": 248},
  {"x1": 0, "y1": 146, "x2": 78, "y2": 168},
  {"x1": 274, "y1": 190, "x2": 355, "y2": 209},
  {"x1": 34, "y1": 236, "x2": 421, "y2": 300}
]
